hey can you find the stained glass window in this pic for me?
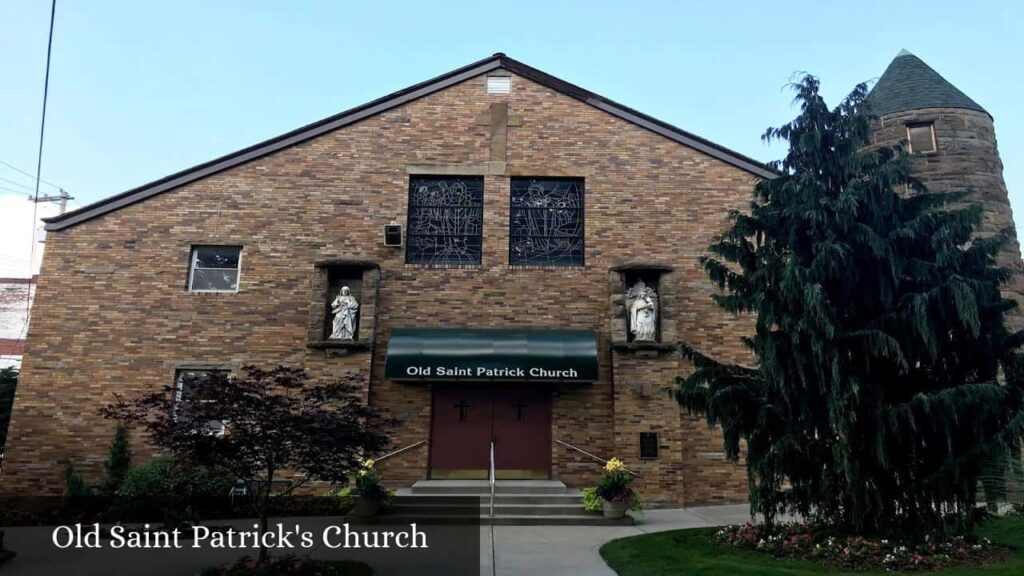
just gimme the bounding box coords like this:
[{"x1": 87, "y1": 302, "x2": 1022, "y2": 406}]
[
  {"x1": 406, "y1": 176, "x2": 484, "y2": 265},
  {"x1": 509, "y1": 178, "x2": 584, "y2": 266}
]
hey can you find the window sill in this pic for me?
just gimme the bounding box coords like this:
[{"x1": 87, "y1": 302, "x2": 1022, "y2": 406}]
[
  {"x1": 611, "y1": 341, "x2": 676, "y2": 353},
  {"x1": 307, "y1": 340, "x2": 372, "y2": 351},
  {"x1": 507, "y1": 265, "x2": 586, "y2": 271},
  {"x1": 403, "y1": 263, "x2": 484, "y2": 270}
]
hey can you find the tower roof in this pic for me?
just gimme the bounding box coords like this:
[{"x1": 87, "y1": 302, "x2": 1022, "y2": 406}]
[{"x1": 868, "y1": 50, "x2": 987, "y2": 117}]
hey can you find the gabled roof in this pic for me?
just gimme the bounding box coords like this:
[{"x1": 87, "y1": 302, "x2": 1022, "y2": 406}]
[
  {"x1": 45, "y1": 53, "x2": 775, "y2": 231},
  {"x1": 867, "y1": 49, "x2": 987, "y2": 117}
]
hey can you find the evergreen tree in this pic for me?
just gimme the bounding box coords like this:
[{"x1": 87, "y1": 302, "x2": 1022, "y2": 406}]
[
  {"x1": 675, "y1": 75, "x2": 1024, "y2": 538},
  {"x1": 0, "y1": 367, "x2": 16, "y2": 453},
  {"x1": 103, "y1": 423, "x2": 132, "y2": 495}
]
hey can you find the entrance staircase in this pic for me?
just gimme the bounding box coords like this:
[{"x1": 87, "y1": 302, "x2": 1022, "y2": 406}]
[{"x1": 386, "y1": 480, "x2": 634, "y2": 526}]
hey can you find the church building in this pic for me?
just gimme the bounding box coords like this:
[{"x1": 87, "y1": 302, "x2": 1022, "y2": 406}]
[{"x1": 1, "y1": 51, "x2": 1018, "y2": 509}]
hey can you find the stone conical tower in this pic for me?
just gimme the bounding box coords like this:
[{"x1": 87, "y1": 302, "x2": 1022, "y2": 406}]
[{"x1": 869, "y1": 50, "x2": 1024, "y2": 330}]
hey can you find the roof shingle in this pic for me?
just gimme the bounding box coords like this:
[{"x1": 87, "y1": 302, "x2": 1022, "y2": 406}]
[{"x1": 867, "y1": 50, "x2": 986, "y2": 117}]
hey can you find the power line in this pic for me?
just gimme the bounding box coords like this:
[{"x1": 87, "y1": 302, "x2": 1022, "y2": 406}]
[
  {"x1": 0, "y1": 176, "x2": 37, "y2": 192},
  {"x1": 0, "y1": 159, "x2": 65, "y2": 191},
  {"x1": 0, "y1": 186, "x2": 33, "y2": 196},
  {"x1": 23, "y1": 0, "x2": 57, "y2": 342}
]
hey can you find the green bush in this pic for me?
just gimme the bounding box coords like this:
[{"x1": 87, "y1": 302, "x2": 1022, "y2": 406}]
[
  {"x1": 582, "y1": 487, "x2": 601, "y2": 513},
  {"x1": 103, "y1": 424, "x2": 132, "y2": 495},
  {"x1": 114, "y1": 457, "x2": 235, "y2": 524}
]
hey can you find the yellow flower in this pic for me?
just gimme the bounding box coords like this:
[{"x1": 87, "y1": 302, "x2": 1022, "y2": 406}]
[
  {"x1": 362, "y1": 458, "x2": 375, "y2": 469},
  {"x1": 605, "y1": 457, "x2": 624, "y2": 473}
]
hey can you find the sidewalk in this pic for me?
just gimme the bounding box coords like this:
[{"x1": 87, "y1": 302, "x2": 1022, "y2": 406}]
[
  {"x1": 0, "y1": 504, "x2": 753, "y2": 576},
  {"x1": 485, "y1": 504, "x2": 752, "y2": 576}
]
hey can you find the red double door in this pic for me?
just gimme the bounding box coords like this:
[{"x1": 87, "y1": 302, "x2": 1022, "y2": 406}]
[{"x1": 429, "y1": 386, "x2": 552, "y2": 479}]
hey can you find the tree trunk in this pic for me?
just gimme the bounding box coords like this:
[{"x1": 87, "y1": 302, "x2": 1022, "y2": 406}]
[{"x1": 257, "y1": 467, "x2": 273, "y2": 564}]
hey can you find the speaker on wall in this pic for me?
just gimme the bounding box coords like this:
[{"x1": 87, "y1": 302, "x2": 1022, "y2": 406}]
[{"x1": 383, "y1": 223, "x2": 403, "y2": 246}]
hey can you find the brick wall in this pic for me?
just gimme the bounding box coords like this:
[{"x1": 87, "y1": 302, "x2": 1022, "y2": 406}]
[{"x1": 0, "y1": 71, "x2": 755, "y2": 505}]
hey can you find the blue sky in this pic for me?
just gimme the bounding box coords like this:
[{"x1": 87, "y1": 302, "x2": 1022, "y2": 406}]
[{"x1": 0, "y1": 0, "x2": 1022, "y2": 276}]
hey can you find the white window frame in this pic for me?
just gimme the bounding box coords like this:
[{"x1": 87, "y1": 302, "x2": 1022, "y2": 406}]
[
  {"x1": 174, "y1": 368, "x2": 228, "y2": 436},
  {"x1": 188, "y1": 245, "x2": 243, "y2": 293}
]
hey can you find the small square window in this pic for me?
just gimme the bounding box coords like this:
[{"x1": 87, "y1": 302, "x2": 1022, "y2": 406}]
[
  {"x1": 189, "y1": 245, "x2": 242, "y2": 292},
  {"x1": 907, "y1": 123, "x2": 936, "y2": 154},
  {"x1": 174, "y1": 369, "x2": 228, "y2": 435},
  {"x1": 639, "y1": 432, "x2": 659, "y2": 459}
]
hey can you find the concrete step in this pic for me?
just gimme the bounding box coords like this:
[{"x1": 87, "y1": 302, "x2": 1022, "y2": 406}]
[
  {"x1": 392, "y1": 503, "x2": 589, "y2": 516},
  {"x1": 350, "y1": 514, "x2": 635, "y2": 526},
  {"x1": 395, "y1": 493, "x2": 583, "y2": 505},
  {"x1": 409, "y1": 480, "x2": 568, "y2": 495},
  {"x1": 389, "y1": 480, "x2": 633, "y2": 525}
]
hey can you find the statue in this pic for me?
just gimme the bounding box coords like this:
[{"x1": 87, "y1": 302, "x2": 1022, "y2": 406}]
[
  {"x1": 330, "y1": 286, "x2": 359, "y2": 340},
  {"x1": 626, "y1": 280, "x2": 658, "y2": 342}
]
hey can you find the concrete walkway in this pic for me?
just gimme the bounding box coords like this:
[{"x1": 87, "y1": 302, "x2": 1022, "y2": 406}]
[
  {"x1": 1, "y1": 505, "x2": 753, "y2": 576},
  {"x1": 485, "y1": 504, "x2": 752, "y2": 576}
]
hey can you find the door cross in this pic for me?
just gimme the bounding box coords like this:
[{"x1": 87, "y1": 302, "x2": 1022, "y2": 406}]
[
  {"x1": 511, "y1": 400, "x2": 530, "y2": 422},
  {"x1": 453, "y1": 399, "x2": 472, "y2": 422}
]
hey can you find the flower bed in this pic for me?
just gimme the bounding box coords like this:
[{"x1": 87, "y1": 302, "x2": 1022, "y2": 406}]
[
  {"x1": 711, "y1": 522, "x2": 1013, "y2": 572},
  {"x1": 200, "y1": 555, "x2": 371, "y2": 576}
]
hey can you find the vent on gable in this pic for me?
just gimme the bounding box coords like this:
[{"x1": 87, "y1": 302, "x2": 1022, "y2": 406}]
[{"x1": 487, "y1": 76, "x2": 511, "y2": 94}]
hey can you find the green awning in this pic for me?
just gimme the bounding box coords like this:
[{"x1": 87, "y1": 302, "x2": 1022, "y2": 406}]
[{"x1": 385, "y1": 328, "x2": 598, "y2": 383}]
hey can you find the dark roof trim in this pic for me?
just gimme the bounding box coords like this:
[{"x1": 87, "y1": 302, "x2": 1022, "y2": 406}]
[{"x1": 46, "y1": 53, "x2": 774, "y2": 231}]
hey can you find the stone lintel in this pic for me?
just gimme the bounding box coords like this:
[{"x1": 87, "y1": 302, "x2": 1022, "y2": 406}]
[
  {"x1": 405, "y1": 163, "x2": 506, "y2": 176},
  {"x1": 314, "y1": 258, "x2": 380, "y2": 270},
  {"x1": 609, "y1": 261, "x2": 674, "y2": 273}
]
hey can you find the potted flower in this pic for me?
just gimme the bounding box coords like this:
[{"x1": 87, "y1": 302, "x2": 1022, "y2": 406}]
[
  {"x1": 349, "y1": 459, "x2": 390, "y2": 517},
  {"x1": 594, "y1": 458, "x2": 640, "y2": 519}
]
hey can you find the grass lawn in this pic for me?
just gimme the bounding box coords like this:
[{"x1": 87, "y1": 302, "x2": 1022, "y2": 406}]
[{"x1": 601, "y1": 515, "x2": 1024, "y2": 576}]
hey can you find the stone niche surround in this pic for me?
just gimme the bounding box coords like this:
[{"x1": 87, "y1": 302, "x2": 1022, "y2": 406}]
[
  {"x1": 307, "y1": 259, "x2": 380, "y2": 353},
  {"x1": 608, "y1": 261, "x2": 686, "y2": 506},
  {"x1": 608, "y1": 261, "x2": 677, "y2": 353}
]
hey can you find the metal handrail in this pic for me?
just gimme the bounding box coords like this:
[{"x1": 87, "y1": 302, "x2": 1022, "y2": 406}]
[
  {"x1": 555, "y1": 439, "x2": 641, "y2": 476},
  {"x1": 489, "y1": 441, "x2": 496, "y2": 518},
  {"x1": 375, "y1": 439, "x2": 427, "y2": 463}
]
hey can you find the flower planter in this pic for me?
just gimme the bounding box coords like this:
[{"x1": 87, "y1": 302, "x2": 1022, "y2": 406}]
[
  {"x1": 350, "y1": 496, "x2": 381, "y2": 517},
  {"x1": 602, "y1": 499, "x2": 629, "y2": 519}
]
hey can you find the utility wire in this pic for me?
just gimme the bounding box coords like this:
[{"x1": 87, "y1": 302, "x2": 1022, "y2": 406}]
[
  {"x1": 23, "y1": 0, "x2": 57, "y2": 342},
  {"x1": 0, "y1": 176, "x2": 38, "y2": 192},
  {"x1": 0, "y1": 159, "x2": 65, "y2": 191}
]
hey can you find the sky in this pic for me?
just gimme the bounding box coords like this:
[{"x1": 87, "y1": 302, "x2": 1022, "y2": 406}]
[{"x1": 0, "y1": 0, "x2": 1022, "y2": 278}]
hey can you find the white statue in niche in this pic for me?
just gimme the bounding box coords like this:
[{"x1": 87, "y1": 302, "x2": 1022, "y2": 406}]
[
  {"x1": 330, "y1": 286, "x2": 359, "y2": 341},
  {"x1": 626, "y1": 280, "x2": 658, "y2": 342}
]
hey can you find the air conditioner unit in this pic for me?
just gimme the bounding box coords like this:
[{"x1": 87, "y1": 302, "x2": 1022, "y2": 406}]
[{"x1": 383, "y1": 223, "x2": 403, "y2": 247}]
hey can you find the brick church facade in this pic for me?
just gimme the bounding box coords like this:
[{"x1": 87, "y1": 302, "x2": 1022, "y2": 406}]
[{"x1": 1, "y1": 52, "x2": 1018, "y2": 508}]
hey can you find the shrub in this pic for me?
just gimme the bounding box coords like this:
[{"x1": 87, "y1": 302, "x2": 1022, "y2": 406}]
[
  {"x1": 103, "y1": 424, "x2": 132, "y2": 495},
  {"x1": 581, "y1": 487, "x2": 601, "y2": 513},
  {"x1": 199, "y1": 555, "x2": 371, "y2": 576},
  {"x1": 114, "y1": 457, "x2": 235, "y2": 524}
]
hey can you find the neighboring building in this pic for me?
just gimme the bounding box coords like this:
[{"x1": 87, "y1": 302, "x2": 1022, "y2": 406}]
[
  {"x1": 0, "y1": 277, "x2": 35, "y2": 369},
  {"x1": 1, "y1": 52, "x2": 1019, "y2": 507}
]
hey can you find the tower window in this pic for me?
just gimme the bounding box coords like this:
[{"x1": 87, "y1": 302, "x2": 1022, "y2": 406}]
[{"x1": 907, "y1": 123, "x2": 936, "y2": 154}]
